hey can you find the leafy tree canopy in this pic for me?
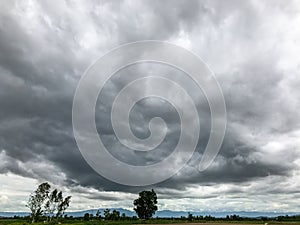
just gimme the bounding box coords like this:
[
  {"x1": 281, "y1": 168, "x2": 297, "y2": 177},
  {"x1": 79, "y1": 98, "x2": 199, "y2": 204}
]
[{"x1": 133, "y1": 189, "x2": 158, "y2": 220}]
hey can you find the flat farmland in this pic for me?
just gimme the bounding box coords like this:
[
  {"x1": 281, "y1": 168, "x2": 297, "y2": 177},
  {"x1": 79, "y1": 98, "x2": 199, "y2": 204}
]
[{"x1": 140, "y1": 223, "x2": 300, "y2": 225}]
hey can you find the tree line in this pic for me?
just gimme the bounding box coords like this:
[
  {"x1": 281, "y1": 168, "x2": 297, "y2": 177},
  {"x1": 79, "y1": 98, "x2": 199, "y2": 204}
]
[{"x1": 27, "y1": 183, "x2": 158, "y2": 223}]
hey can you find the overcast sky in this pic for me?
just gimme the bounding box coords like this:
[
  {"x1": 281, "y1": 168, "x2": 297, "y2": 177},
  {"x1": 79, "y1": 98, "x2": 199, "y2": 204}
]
[{"x1": 1, "y1": 0, "x2": 300, "y2": 213}]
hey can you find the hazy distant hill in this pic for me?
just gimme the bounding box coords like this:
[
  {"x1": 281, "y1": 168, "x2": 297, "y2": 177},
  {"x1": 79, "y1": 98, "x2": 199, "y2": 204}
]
[
  {"x1": 63, "y1": 208, "x2": 135, "y2": 217},
  {"x1": 0, "y1": 212, "x2": 30, "y2": 217},
  {"x1": 156, "y1": 210, "x2": 298, "y2": 218},
  {"x1": 0, "y1": 209, "x2": 298, "y2": 218}
]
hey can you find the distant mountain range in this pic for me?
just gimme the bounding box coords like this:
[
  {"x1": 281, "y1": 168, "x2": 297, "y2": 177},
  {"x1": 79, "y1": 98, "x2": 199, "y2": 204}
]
[{"x1": 0, "y1": 208, "x2": 298, "y2": 218}]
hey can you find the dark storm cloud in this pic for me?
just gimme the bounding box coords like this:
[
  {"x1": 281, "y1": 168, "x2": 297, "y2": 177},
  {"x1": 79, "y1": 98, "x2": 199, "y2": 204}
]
[{"x1": 0, "y1": 0, "x2": 299, "y2": 209}]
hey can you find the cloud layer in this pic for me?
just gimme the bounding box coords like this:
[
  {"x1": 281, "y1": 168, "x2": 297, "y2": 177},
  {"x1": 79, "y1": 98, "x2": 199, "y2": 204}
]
[{"x1": 0, "y1": 0, "x2": 300, "y2": 212}]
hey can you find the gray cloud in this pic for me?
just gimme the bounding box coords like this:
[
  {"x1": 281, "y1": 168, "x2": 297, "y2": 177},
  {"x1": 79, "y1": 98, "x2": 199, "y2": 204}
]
[{"x1": 0, "y1": 0, "x2": 300, "y2": 212}]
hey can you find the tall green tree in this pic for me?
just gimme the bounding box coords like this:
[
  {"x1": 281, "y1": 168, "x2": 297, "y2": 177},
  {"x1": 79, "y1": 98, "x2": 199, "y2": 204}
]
[
  {"x1": 111, "y1": 210, "x2": 120, "y2": 220},
  {"x1": 26, "y1": 182, "x2": 51, "y2": 223},
  {"x1": 45, "y1": 189, "x2": 71, "y2": 221},
  {"x1": 27, "y1": 182, "x2": 71, "y2": 223},
  {"x1": 133, "y1": 189, "x2": 158, "y2": 220},
  {"x1": 96, "y1": 209, "x2": 101, "y2": 218},
  {"x1": 45, "y1": 189, "x2": 60, "y2": 221},
  {"x1": 56, "y1": 195, "x2": 71, "y2": 220},
  {"x1": 104, "y1": 208, "x2": 110, "y2": 220}
]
